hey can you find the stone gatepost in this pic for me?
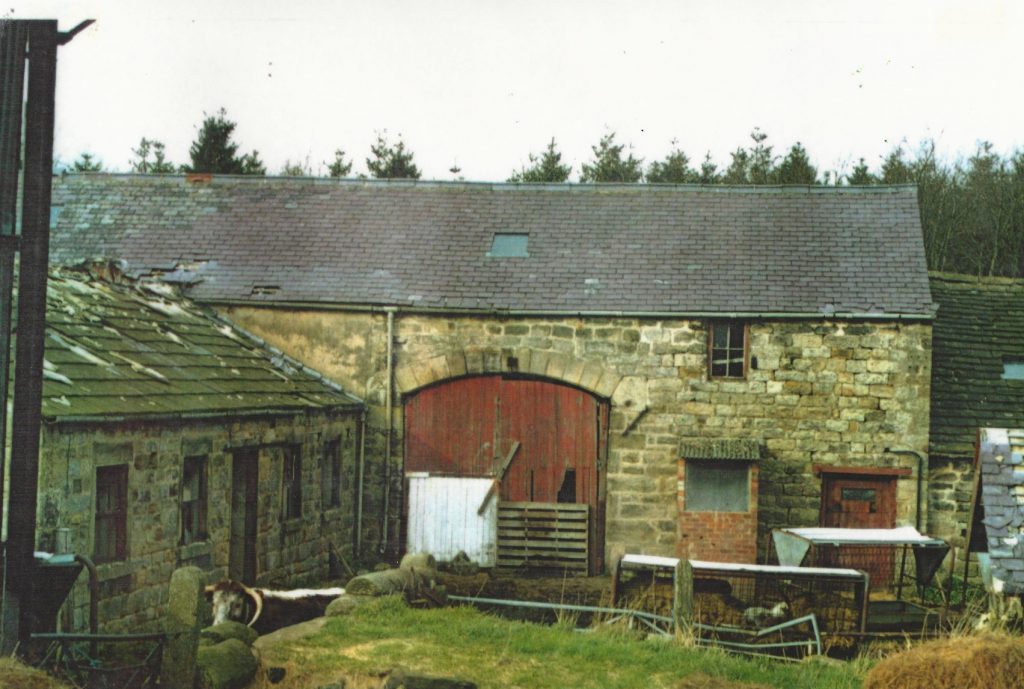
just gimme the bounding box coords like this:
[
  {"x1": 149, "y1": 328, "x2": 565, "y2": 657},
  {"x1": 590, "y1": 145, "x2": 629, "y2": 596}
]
[{"x1": 164, "y1": 566, "x2": 206, "y2": 689}]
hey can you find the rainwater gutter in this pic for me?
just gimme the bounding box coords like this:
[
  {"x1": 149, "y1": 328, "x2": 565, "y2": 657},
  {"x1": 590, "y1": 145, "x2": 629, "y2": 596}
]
[
  {"x1": 201, "y1": 298, "x2": 935, "y2": 322},
  {"x1": 380, "y1": 307, "x2": 396, "y2": 555},
  {"x1": 886, "y1": 448, "x2": 928, "y2": 532}
]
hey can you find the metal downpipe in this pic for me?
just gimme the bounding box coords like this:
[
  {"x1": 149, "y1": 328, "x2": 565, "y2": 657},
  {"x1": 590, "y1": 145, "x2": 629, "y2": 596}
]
[{"x1": 380, "y1": 308, "x2": 396, "y2": 554}]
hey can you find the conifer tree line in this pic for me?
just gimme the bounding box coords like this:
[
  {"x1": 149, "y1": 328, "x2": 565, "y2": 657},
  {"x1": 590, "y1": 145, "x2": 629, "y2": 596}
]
[{"x1": 65, "y1": 108, "x2": 1024, "y2": 278}]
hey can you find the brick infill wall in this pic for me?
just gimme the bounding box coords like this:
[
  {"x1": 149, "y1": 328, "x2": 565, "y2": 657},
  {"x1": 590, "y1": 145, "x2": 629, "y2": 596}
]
[{"x1": 676, "y1": 461, "x2": 759, "y2": 563}]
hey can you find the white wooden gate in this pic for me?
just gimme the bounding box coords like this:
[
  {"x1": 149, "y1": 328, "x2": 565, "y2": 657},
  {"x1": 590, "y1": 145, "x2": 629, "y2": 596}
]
[{"x1": 406, "y1": 474, "x2": 497, "y2": 566}]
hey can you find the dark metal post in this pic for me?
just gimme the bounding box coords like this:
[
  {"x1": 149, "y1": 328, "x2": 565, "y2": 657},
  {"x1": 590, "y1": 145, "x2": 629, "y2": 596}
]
[
  {"x1": 0, "y1": 15, "x2": 28, "y2": 545},
  {"x1": 0, "y1": 18, "x2": 92, "y2": 650},
  {"x1": 7, "y1": 19, "x2": 59, "y2": 647}
]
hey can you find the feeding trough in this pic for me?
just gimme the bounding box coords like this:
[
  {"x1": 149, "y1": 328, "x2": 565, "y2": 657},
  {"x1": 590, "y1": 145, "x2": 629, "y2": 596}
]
[
  {"x1": 771, "y1": 527, "x2": 951, "y2": 633},
  {"x1": 27, "y1": 551, "x2": 84, "y2": 634}
]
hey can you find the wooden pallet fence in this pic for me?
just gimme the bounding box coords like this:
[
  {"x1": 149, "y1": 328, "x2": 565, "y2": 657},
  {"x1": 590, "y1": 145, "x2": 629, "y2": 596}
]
[{"x1": 497, "y1": 501, "x2": 589, "y2": 573}]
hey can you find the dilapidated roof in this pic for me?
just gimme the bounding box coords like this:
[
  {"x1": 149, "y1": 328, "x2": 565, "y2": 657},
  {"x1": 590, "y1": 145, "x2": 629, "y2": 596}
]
[
  {"x1": 929, "y1": 274, "x2": 1024, "y2": 458},
  {"x1": 39, "y1": 267, "x2": 363, "y2": 422},
  {"x1": 50, "y1": 174, "x2": 935, "y2": 318},
  {"x1": 976, "y1": 428, "x2": 1024, "y2": 595}
]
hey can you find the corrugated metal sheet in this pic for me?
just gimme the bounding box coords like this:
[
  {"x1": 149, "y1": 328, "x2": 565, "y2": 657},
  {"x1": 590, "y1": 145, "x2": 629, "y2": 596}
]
[{"x1": 406, "y1": 475, "x2": 497, "y2": 566}]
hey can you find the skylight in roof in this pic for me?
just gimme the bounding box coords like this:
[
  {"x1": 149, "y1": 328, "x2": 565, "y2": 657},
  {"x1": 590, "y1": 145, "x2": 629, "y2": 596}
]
[
  {"x1": 487, "y1": 233, "x2": 529, "y2": 258},
  {"x1": 1003, "y1": 357, "x2": 1024, "y2": 381}
]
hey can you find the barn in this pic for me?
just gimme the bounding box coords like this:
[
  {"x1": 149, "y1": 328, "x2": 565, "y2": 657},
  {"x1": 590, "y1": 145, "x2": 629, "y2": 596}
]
[{"x1": 50, "y1": 174, "x2": 936, "y2": 574}]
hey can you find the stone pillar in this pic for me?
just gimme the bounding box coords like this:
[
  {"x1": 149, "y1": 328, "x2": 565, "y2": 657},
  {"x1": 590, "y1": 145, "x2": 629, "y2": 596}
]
[{"x1": 164, "y1": 566, "x2": 205, "y2": 689}]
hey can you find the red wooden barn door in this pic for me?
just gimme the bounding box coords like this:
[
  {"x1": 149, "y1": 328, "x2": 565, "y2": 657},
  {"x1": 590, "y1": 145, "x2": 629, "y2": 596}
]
[{"x1": 404, "y1": 375, "x2": 607, "y2": 573}]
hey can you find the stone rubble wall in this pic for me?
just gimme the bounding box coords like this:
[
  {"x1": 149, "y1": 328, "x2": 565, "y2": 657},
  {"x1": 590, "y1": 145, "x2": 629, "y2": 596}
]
[
  {"x1": 224, "y1": 307, "x2": 932, "y2": 567},
  {"x1": 37, "y1": 410, "x2": 360, "y2": 633}
]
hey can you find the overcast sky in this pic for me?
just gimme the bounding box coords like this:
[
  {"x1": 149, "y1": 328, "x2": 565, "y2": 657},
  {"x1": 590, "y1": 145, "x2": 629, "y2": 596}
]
[{"x1": 8, "y1": 1, "x2": 1024, "y2": 181}]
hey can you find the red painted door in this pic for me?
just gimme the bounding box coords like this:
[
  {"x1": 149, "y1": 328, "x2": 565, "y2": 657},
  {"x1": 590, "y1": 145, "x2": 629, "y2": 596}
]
[{"x1": 405, "y1": 375, "x2": 607, "y2": 573}]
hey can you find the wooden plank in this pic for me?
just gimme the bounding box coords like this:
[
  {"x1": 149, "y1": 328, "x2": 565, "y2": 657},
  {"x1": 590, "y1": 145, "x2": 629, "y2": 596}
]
[
  {"x1": 493, "y1": 441, "x2": 521, "y2": 478},
  {"x1": 497, "y1": 539, "x2": 587, "y2": 550},
  {"x1": 501, "y1": 501, "x2": 589, "y2": 512},
  {"x1": 499, "y1": 522, "x2": 589, "y2": 532}
]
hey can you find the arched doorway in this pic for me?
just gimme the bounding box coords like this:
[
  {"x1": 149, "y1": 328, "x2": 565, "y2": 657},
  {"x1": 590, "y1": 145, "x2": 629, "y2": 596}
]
[{"x1": 404, "y1": 375, "x2": 608, "y2": 574}]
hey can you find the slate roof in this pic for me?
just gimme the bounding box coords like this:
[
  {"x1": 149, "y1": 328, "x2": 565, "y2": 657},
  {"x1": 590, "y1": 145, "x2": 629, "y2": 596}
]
[
  {"x1": 49, "y1": 174, "x2": 935, "y2": 317},
  {"x1": 38, "y1": 267, "x2": 363, "y2": 422},
  {"x1": 929, "y1": 274, "x2": 1024, "y2": 458},
  {"x1": 976, "y1": 428, "x2": 1024, "y2": 594}
]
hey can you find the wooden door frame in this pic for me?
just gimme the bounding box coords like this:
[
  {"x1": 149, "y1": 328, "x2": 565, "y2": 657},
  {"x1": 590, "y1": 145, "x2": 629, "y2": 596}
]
[{"x1": 229, "y1": 448, "x2": 259, "y2": 584}]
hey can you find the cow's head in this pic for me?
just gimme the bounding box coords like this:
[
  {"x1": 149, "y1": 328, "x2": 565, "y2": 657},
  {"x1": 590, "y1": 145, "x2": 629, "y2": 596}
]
[{"x1": 204, "y1": 580, "x2": 264, "y2": 627}]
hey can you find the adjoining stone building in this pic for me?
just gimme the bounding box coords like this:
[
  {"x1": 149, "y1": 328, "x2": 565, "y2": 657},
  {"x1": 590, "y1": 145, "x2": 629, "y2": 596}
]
[
  {"x1": 927, "y1": 274, "x2": 1024, "y2": 565},
  {"x1": 50, "y1": 174, "x2": 936, "y2": 572},
  {"x1": 34, "y1": 267, "x2": 364, "y2": 631}
]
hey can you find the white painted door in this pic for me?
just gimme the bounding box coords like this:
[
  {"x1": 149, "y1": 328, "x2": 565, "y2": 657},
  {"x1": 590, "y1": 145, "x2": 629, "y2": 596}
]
[{"x1": 406, "y1": 474, "x2": 497, "y2": 566}]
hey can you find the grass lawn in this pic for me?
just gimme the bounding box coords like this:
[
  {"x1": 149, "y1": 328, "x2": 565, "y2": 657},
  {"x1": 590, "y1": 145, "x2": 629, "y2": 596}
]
[{"x1": 257, "y1": 596, "x2": 867, "y2": 689}]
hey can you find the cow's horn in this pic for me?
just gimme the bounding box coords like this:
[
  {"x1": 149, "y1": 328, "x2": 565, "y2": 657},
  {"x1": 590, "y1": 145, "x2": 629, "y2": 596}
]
[{"x1": 242, "y1": 582, "x2": 263, "y2": 627}]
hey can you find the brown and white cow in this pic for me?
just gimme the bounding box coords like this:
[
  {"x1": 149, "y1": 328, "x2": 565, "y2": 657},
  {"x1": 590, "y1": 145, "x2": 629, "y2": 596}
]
[{"x1": 205, "y1": 579, "x2": 346, "y2": 634}]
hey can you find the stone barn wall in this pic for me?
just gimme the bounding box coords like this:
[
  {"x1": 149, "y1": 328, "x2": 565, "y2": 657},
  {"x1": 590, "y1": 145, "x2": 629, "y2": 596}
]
[
  {"x1": 224, "y1": 307, "x2": 932, "y2": 568},
  {"x1": 36, "y1": 409, "x2": 361, "y2": 633}
]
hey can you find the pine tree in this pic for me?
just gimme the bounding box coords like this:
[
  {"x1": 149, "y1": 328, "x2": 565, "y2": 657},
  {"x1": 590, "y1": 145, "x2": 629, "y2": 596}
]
[
  {"x1": 880, "y1": 146, "x2": 914, "y2": 184},
  {"x1": 579, "y1": 132, "x2": 643, "y2": 183},
  {"x1": 366, "y1": 132, "x2": 421, "y2": 179},
  {"x1": 508, "y1": 138, "x2": 572, "y2": 183},
  {"x1": 72, "y1": 152, "x2": 103, "y2": 172},
  {"x1": 697, "y1": 152, "x2": 720, "y2": 184},
  {"x1": 776, "y1": 142, "x2": 818, "y2": 184},
  {"x1": 847, "y1": 158, "x2": 877, "y2": 185},
  {"x1": 239, "y1": 150, "x2": 266, "y2": 175},
  {"x1": 185, "y1": 108, "x2": 263, "y2": 175},
  {"x1": 280, "y1": 156, "x2": 312, "y2": 177},
  {"x1": 646, "y1": 142, "x2": 698, "y2": 184},
  {"x1": 327, "y1": 149, "x2": 354, "y2": 178},
  {"x1": 130, "y1": 138, "x2": 176, "y2": 174}
]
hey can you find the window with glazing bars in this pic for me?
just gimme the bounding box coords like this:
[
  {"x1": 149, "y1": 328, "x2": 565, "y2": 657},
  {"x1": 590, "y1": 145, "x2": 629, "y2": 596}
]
[
  {"x1": 181, "y1": 455, "x2": 208, "y2": 544},
  {"x1": 709, "y1": 321, "x2": 747, "y2": 378},
  {"x1": 95, "y1": 465, "x2": 128, "y2": 562}
]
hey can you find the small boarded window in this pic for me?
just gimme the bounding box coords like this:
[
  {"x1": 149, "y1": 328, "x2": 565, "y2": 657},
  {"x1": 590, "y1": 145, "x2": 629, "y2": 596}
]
[
  {"x1": 487, "y1": 233, "x2": 529, "y2": 257},
  {"x1": 685, "y1": 461, "x2": 750, "y2": 512},
  {"x1": 321, "y1": 439, "x2": 342, "y2": 509},
  {"x1": 282, "y1": 445, "x2": 302, "y2": 520},
  {"x1": 95, "y1": 465, "x2": 128, "y2": 563},
  {"x1": 709, "y1": 322, "x2": 747, "y2": 378},
  {"x1": 1003, "y1": 357, "x2": 1024, "y2": 380},
  {"x1": 181, "y1": 456, "x2": 208, "y2": 545}
]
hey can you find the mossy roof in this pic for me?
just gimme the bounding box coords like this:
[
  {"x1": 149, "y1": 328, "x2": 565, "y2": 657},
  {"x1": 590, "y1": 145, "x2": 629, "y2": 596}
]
[
  {"x1": 929, "y1": 273, "x2": 1024, "y2": 458},
  {"x1": 38, "y1": 268, "x2": 362, "y2": 422}
]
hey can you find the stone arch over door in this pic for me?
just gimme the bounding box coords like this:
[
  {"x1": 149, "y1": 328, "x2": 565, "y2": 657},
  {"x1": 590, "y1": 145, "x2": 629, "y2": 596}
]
[{"x1": 394, "y1": 347, "x2": 622, "y2": 399}]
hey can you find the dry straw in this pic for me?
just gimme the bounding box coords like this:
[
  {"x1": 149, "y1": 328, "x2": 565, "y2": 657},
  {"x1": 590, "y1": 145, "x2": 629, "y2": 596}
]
[{"x1": 863, "y1": 632, "x2": 1024, "y2": 689}]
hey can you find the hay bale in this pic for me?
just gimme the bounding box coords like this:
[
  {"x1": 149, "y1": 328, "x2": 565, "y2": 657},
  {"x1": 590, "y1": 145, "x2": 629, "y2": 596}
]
[
  {"x1": 863, "y1": 633, "x2": 1024, "y2": 689},
  {"x1": 0, "y1": 657, "x2": 70, "y2": 689}
]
